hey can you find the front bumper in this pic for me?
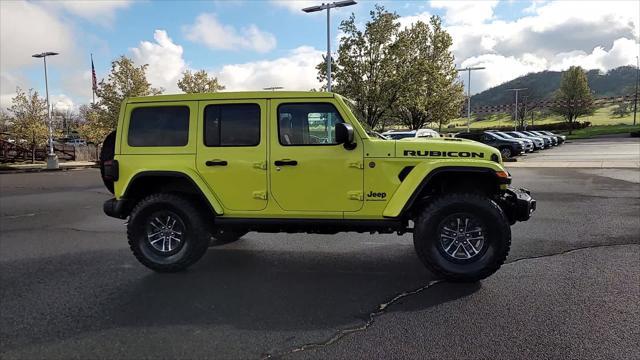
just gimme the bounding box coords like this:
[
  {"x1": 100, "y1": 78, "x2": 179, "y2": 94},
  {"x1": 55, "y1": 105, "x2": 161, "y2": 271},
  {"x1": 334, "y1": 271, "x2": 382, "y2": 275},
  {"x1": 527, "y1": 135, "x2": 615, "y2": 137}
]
[{"x1": 499, "y1": 187, "x2": 536, "y2": 224}]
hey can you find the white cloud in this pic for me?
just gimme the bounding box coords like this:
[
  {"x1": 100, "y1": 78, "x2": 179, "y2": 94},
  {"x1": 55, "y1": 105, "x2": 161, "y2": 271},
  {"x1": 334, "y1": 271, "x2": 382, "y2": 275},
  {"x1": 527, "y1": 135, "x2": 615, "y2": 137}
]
[
  {"x1": 549, "y1": 37, "x2": 639, "y2": 72},
  {"x1": 215, "y1": 46, "x2": 324, "y2": 91},
  {"x1": 430, "y1": 0, "x2": 498, "y2": 25},
  {"x1": 130, "y1": 30, "x2": 187, "y2": 94},
  {"x1": 414, "y1": 0, "x2": 640, "y2": 93},
  {"x1": 397, "y1": 11, "x2": 432, "y2": 29},
  {"x1": 52, "y1": 94, "x2": 75, "y2": 113},
  {"x1": 271, "y1": 0, "x2": 318, "y2": 13},
  {"x1": 0, "y1": 1, "x2": 76, "y2": 69},
  {"x1": 44, "y1": 0, "x2": 131, "y2": 26},
  {"x1": 183, "y1": 13, "x2": 277, "y2": 53}
]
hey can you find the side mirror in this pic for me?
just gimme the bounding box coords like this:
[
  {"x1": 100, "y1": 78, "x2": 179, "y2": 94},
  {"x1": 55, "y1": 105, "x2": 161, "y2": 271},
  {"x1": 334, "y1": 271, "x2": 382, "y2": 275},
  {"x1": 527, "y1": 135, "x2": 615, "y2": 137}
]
[{"x1": 335, "y1": 123, "x2": 356, "y2": 150}]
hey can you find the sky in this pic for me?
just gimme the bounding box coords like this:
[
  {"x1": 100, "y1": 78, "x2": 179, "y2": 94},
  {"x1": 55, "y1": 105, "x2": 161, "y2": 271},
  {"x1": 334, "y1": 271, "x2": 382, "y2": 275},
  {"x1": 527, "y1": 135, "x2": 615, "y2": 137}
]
[{"x1": 1, "y1": 0, "x2": 639, "y2": 113}]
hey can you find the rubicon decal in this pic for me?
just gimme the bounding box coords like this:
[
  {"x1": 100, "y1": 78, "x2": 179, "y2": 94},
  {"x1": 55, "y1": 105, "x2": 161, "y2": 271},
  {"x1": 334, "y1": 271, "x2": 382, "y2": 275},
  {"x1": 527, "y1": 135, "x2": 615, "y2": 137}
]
[{"x1": 403, "y1": 150, "x2": 484, "y2": 158}]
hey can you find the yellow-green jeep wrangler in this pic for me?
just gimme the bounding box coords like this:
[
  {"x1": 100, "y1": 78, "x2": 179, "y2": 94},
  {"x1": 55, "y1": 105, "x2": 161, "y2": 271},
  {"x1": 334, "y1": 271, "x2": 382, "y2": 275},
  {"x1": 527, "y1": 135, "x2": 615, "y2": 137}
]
[{"x1": 101, "y1": 91, "x2": 535, "y2": 282}]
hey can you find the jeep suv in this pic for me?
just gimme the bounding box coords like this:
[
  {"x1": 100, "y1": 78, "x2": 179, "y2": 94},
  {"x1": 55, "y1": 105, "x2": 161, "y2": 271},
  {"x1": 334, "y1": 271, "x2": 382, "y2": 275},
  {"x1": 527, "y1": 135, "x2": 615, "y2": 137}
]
[{"x1": 101, "y1": 91, "x2": 535, "y2": 282}]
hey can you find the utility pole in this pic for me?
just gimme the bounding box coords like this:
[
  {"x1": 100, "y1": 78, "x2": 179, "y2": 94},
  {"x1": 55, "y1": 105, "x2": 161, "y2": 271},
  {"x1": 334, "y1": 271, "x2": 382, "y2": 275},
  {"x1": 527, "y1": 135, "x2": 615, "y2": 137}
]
[
  {"x1": 507, "y1": 88, "x2": 527, "y2": 130},
  {"x1": 303, "y1": 0, "x2": 357, "y2": 92},
  {"x1": 634, "y1": 55, "x2": 638, "y2": 126},
  {"x1": 457, "y1": 66, "x2": 485, "y2": 132},
  {"x1": 32, "y1": 51, "x2": 60, "y2": 169}
]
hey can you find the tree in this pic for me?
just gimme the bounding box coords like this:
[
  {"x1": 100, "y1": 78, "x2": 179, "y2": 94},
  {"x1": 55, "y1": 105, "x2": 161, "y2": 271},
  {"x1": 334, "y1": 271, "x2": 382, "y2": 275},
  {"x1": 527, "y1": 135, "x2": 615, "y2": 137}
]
[
  {"x1": 77, "y1": 104, "x2": 112, "y2": 146},
  {"x1": 93, "y1": 56, "x2": 161, "y2": 131},
  {"x1": 317, "y1": 6, "x2": 409, "y2": 130},
  {"x1": 177, "y1": 70, "x2": 225, "y2": 93},
  {"x1": 394, "y1": 17, "x2": 464, "y2": 132},
  {"x1": 8, "y1": 87, "x2": 49, "y2": 163},
  {"x1": 550, "y1": 66, "x2": 595, "y2": 134},
  {"x1": 610, "y1": 101, "x2": 631, "y2": 117}
]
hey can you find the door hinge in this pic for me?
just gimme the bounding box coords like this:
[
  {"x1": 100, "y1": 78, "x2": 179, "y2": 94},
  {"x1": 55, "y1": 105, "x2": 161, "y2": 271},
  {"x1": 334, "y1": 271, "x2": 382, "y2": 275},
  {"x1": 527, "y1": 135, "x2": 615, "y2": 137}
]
[
  {"x1": 253, "y1": 191, "x2": 268, "y2": 200},
  {"x1": 253, "y1": 161, "x2": 267, "y2": 170},
  {"x1": 349, "y1": 161, "x2": 364, "y2": 169},
  {"x1": 348, "y1": 191, "x2": 363, "y2": 201}
]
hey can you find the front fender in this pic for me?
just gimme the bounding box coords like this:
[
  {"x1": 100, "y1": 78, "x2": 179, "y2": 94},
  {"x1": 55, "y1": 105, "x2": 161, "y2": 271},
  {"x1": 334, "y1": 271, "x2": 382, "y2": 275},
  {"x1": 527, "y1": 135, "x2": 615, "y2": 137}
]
[{"x1": 382, "y1": 160, "x2": 506, "y2": 218}]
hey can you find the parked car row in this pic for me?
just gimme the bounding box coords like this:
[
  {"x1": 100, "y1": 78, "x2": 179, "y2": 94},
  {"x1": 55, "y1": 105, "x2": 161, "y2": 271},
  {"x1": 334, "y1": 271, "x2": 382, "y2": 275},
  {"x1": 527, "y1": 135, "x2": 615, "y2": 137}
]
[{"x1": 455, "y1": 130, "x2": 566, "y2": 158}]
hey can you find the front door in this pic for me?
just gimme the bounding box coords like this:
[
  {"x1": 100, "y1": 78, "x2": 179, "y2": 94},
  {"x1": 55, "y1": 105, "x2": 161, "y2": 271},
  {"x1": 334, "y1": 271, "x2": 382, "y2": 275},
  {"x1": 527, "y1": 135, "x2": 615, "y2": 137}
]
[
  {"x1": 196, "y1": 100, "x2": 268, "y2": 211},
  {"x1": 269, "y1": 100, "x2": 363, "y2": 212}
]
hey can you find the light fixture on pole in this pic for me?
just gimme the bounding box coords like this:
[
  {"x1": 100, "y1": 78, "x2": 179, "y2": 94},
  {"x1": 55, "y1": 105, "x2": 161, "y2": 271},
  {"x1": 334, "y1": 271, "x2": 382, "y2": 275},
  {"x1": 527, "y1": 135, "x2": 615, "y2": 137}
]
[
  {"x1": 263, "y1": 86, "x2": 284, "y2": 91},
  {"x1": 32, "y1": 51, "x2": 60, "y2": 169},
  {"x1": 303, "y1": 0, "x2": 357, "y2": 92},
  {"x1": 507, "y1": 88, "x2": 527, "y2": 130},
  {"x1": 457, "y1": 66, "x2": 485, "y2": 132}
]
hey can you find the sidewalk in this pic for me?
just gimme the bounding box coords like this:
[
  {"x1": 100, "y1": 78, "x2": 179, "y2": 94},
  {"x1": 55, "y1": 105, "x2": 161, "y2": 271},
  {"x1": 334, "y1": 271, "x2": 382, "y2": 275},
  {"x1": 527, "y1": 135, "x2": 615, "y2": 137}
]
[{"x1": 0, "y1": 161, "x2": 98, "y2": 173}]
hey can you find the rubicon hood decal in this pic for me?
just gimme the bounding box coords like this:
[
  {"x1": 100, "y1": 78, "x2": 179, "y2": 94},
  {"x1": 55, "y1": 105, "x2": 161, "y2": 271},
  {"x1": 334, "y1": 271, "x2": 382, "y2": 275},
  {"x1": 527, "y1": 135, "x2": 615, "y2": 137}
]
[{"x1": 403, "y1": 150, "x2": 484, "y2": 158}]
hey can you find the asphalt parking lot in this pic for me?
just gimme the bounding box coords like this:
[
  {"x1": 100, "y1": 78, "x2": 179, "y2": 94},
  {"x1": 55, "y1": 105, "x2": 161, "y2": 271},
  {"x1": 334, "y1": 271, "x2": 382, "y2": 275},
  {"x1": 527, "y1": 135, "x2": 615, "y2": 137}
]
[{"x1": 1, "y1": 139, "x2": 639, "y2": 359}]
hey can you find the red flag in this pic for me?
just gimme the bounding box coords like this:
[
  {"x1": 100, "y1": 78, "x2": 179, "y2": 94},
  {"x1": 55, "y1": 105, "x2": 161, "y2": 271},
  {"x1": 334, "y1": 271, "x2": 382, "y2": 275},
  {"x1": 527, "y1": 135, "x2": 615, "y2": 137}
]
[{"x1": 91, "y1": 55, "x2": 97, "y2": 91}]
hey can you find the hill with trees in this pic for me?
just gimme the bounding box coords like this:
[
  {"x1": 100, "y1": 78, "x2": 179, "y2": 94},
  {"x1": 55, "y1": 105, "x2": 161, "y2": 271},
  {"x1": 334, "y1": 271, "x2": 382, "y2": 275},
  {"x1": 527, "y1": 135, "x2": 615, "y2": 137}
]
[{"x1": 471, "y1": 65, "x2": 637, "y2": 107}]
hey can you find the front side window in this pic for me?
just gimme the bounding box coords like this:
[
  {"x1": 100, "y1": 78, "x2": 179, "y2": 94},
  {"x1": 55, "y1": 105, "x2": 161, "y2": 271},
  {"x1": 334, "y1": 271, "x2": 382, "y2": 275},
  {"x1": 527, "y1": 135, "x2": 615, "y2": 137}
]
[
  {"x1": 128, "y1": 106, "x2": 190, "y2": 147},
  {"x1": 278, "y1": 103, "x2": 344, "y2": 145},
  {"x1": 204, "y1": 104, "x2": 260, "y2": 147}
]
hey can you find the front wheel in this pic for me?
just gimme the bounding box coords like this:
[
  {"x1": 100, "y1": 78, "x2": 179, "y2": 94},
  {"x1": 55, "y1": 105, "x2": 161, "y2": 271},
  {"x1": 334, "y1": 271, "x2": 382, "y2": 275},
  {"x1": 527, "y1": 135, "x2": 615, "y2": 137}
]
[
  {"x1": 413, "y1": 193, "x2": 511, "y2": 282},
  {"x1": 127, "y1": 193, "x2": 210, "y2": 272},
  {"x1": 499, "y1": 147, "x2": 512, "y2": 159}
]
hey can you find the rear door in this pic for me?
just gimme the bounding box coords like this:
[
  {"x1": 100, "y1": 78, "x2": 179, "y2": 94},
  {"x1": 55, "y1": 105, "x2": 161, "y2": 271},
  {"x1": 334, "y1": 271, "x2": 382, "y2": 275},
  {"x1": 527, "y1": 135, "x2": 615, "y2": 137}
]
[{"x1": 196, "y1": 100, "x2": 268, "y2": 211}]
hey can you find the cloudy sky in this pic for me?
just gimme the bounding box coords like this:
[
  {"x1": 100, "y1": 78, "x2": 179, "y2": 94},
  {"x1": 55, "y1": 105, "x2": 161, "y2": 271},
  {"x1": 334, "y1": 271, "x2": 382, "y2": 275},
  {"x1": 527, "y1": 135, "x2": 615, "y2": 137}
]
[{"x1": 1, "y1": 0, "x2": 638, "y2": 112}]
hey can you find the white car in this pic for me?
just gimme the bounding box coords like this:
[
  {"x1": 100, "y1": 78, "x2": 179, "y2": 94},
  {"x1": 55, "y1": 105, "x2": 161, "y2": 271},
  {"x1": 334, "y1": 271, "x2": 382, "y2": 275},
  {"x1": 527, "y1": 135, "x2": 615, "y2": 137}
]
[{"x1": 382, "y1": 129, "x2": 440, "y2": 140}]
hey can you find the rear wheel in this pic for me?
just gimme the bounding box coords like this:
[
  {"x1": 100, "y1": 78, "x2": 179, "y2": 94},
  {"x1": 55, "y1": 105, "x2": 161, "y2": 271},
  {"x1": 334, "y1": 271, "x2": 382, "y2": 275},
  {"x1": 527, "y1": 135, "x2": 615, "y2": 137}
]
[
  {"x1": 127, "y1": 193, "x2": 210, "y2": 272},
  {"x1": 413, "y1": 193, "x2": 511, "y2": 282}
]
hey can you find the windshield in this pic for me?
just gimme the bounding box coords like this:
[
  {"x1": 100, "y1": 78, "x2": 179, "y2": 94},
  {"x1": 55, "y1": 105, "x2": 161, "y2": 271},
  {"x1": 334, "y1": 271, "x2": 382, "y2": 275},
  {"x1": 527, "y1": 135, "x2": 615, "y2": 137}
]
[
  {"x1": 497, "y1": 132, "x2": 515, "y2": 139},
  {"x1": 341, "y1": 97, "x2": 387, "y2": 139}
]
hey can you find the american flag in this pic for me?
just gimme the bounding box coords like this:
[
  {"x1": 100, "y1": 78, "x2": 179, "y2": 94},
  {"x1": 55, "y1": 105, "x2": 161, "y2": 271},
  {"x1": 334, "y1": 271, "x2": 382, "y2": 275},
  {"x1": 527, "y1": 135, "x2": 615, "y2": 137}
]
[{"x1": 91, "y1": 54, "x2": 97, "y2": 92}]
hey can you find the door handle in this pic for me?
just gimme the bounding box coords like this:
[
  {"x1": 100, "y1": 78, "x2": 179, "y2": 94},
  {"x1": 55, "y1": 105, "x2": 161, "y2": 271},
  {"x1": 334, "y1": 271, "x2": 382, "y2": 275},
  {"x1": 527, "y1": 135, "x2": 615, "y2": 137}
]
[
  {"x1": 206, "y1": 160, "x2": 228, "y2": 166},
  {"x1": 274, "y1": 159, "x2": 297, "y2": 166}
]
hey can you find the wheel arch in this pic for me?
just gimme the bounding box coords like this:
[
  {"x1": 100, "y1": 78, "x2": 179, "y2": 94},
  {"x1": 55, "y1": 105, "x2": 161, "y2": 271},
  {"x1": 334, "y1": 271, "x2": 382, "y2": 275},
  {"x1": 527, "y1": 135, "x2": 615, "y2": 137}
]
[
  {"x1": 120, "y1": 170, "x2": 224, "y2": 217},
  {"x1": 383, "y1": 162, "x2": 509, "y2": 219}
]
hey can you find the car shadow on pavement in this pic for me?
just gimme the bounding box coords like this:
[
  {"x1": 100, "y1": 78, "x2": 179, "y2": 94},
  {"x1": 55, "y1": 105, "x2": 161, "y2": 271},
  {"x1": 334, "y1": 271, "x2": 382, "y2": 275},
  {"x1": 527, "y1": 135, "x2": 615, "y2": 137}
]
[{"x1": 1, "y1": 243, "x2": 482, "y2": 355}]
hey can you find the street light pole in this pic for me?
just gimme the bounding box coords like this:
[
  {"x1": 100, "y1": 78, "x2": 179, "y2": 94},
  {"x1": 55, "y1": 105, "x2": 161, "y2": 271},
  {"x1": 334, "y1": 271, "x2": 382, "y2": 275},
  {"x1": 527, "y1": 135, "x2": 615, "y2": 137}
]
[
  {"x1": 303, "y1": 0, "x2": 357, "y2": 92},
  {"x1": 507, "y1": 88, "x2": 527, "y2": 130},
  {"x1": 32, "y1": 51, "x2": 60, "y2": 169},
  {"x1": 457, "y1": 67, "x2": 485, "y2": 132}
]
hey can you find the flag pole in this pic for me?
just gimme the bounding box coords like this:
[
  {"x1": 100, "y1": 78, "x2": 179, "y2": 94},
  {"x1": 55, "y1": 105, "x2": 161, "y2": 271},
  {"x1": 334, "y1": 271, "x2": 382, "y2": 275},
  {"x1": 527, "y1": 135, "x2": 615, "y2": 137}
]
[{"x1": 91, "y1": 53, "x2": 96, "y2": 105}]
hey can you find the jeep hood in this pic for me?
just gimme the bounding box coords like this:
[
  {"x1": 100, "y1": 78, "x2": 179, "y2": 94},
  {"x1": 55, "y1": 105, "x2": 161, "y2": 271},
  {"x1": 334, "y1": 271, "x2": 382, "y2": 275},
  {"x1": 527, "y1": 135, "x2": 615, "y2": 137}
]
[{"x1": 393, "y1": 137, "x2": 501, "y2": 162}]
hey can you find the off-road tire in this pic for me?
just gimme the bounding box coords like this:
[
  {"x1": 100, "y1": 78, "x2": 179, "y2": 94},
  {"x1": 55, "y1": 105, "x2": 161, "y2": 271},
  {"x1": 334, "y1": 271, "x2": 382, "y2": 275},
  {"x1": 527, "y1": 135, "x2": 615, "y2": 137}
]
[
  {"x1": 413, "y1": 193, "x2": 511, "y2": 282},
  {"x1": 99, "y1": 131, "x2": 117, "y2": 194},
  {"x1": 210, "y1": 229, "x2": 248, "y2": 246},
  {"x1": 127, "y1": 193, "x2": 210, "y2": 272}
]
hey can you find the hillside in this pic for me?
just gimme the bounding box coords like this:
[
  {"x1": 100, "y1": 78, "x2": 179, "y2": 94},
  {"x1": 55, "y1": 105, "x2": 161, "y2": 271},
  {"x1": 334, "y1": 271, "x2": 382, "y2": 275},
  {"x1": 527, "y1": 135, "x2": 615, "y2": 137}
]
[{"x1": 470, "y1": 65, "x2": 637, "y2": 107}]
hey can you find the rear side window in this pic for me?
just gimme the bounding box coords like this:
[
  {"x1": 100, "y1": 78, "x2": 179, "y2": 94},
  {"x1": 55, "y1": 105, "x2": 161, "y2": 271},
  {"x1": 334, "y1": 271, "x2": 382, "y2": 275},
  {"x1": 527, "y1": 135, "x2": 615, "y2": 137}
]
[
  {"x1": 128, "y1": 106, "x2": 190, "y2": 147},
  {"x1": 204, "y1": 104, "x2": 261, "y2": 147}
]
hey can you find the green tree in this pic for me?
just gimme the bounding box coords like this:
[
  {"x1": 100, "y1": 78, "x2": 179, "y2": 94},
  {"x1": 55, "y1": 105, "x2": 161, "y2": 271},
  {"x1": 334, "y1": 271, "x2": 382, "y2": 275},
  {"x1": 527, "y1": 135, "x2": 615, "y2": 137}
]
[
  {"x1": 317, "y1": 5, "x2": 409, "y2": 130},
  {"x1": 610, "y1": 101, "x2": 631, "y2": 118},
  {"x1": 8, "y1": 87, "x2": 49, "y2": 163},
  {"x1": 551, "y1": 66, "x2": 595, "y2": 134},
  {"x1": 394, "y1": 17, "x2": 464, "y2": 132},
  {"x1": 94, "y1": 56, "x2": 161, "y2": 131},
  {"x1": 177, "y1": 69, "x2": 225, "y2": 93},
  {"x1": 77, "y1": 104, "x2": 112, "y2": 146}
]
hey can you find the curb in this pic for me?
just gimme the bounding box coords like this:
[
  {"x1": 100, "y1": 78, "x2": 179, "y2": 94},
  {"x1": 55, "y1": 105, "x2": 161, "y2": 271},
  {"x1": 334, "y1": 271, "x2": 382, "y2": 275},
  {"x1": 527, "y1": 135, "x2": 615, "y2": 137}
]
[{"x1": 0, "y1": 164, "x2": 98, "y2": 174}]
